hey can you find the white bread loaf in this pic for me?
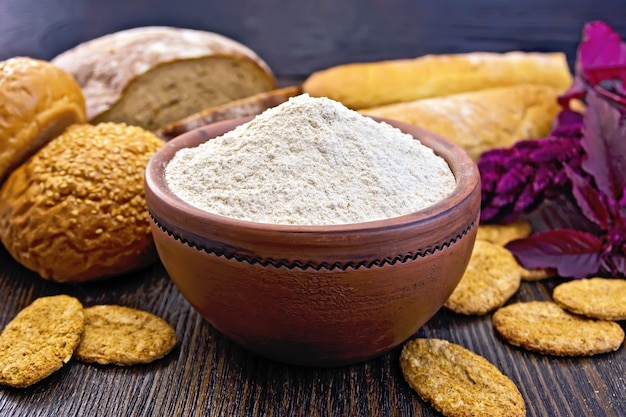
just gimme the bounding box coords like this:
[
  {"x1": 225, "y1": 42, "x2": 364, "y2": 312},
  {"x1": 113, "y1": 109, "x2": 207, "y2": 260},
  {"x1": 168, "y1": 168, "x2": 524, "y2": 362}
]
[
  {"x1": 52, "y1": 26, "x2": 276, "y2": 130},
  {"x1": 361, "y1": 84, "x2": 562, "y2": 160},
  {"x1": 304, "y1": 51, "x2": 572, "y2": 109}
]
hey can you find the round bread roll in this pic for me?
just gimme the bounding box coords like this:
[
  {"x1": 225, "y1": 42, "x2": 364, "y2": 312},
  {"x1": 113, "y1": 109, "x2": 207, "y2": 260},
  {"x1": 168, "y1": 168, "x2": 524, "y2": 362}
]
[
  {"x1": 0, "y1": 57, "x2": 86, "y2": 182},
  {"x1": 0, "y1": 123, "x2": 164, "y2": 282}
]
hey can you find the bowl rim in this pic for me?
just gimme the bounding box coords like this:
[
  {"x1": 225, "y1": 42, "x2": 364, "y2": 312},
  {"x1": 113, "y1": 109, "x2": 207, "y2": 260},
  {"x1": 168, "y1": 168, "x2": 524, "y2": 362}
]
[{"x1": 146, "y1": 115, "x2": 480, "y2": 236}]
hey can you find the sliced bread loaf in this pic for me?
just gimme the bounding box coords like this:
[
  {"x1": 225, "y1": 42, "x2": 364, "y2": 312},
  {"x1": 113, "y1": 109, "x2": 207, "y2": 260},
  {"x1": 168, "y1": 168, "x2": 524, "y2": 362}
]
[
  {"x1": 155, "y1": 86, "x2": 302, "y2": 140},
  {"x1": 52, "y1": 26, "x2": 276, "y2": 131}
]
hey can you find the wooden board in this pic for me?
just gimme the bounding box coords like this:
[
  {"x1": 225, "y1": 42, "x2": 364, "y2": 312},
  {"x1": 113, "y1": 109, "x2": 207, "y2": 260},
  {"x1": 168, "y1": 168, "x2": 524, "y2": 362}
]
[
  {"x1": 0, "y1": 245, "x2": 624, "y2": 416},
  {"x1": 1, "y1": 0, "x2": 625, "y2": 76}
]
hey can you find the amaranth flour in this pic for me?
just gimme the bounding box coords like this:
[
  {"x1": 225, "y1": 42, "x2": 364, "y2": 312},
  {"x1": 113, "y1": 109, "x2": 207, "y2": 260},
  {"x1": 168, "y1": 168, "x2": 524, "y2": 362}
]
[{"x1": 165, "y1": 94, "x2": 455, "y2": 225}]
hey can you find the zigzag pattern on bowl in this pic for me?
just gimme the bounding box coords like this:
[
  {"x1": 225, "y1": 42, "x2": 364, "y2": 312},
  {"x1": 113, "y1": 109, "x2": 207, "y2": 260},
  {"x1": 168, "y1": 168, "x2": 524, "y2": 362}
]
[{"x1": 150, "y1": 213, "x2": 477, "y2": 271}]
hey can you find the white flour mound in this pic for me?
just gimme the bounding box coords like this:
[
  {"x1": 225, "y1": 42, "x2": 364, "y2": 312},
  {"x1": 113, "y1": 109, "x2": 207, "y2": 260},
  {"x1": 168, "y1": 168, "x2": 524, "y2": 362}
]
[{"x1": 165, "y1": 94, "x2": 456, "y2": 225}]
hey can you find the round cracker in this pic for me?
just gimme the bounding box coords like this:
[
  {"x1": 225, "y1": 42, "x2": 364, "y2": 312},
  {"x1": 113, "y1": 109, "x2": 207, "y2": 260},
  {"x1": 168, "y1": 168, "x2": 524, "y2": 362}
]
[
  {"x1": 400, "y1": 338, "x2": 526, "y2": 417},
  {"x1": 75, "y1": 305, "x2": 176, "y2": 365},
  {"x1": 444, "y1": 240, "x2": 521, "y2": 315},
  {"x1": 520, "y1": 266, "x2": 554, "y2": 281},
  {"x1": 0, "y1": 295, "x2": 84, "y2": 388},
  {"x1": 476, "y1": 220, "x2": 532, "y2": 246},
  {"x1": 553, "y1": 277, "x2": 626, "y2": 321},
  {"x1": 492, "y1": 301, "x2": 624, "y2": 356}
]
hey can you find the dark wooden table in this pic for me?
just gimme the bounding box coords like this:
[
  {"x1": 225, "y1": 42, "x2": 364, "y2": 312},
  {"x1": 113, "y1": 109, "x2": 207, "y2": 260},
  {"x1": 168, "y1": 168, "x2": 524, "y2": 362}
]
[
  {"x1": 1, "y1": 239, "x2": 625, "y2": 417},
  {"x1": 1, "y1": 2, "x2": 626, "y2": 415}
]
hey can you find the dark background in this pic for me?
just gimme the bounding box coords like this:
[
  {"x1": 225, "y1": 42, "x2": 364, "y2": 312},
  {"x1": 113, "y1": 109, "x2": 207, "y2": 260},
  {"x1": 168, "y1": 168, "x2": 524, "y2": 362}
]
[{"x1": 1, "y1": 0, "x2": 625, "y2": 78}]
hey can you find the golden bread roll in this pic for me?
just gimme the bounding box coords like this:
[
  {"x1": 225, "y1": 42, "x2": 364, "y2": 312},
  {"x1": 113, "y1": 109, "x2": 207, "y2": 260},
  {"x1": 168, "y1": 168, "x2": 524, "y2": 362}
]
[
  {"x1": 52, "y1": 26, "x2": 276, "y2": 131},
  {"x1": 0, "y1": 123, "x2": 164, "y2": 282},
  {"x1": 361, "y1": 84, "x2": 561, "y2": 160},
  {"x1": 0, "y1": 57, "x2": 86, "y2": 182},
  {"x1": 303, "y1": 51, "x2": 572, "y2": 109}
]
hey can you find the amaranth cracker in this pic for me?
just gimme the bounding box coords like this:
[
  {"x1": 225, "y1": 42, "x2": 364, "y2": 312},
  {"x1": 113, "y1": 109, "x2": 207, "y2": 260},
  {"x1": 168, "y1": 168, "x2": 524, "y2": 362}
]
[
  {"x1": 0, "y1": 295, "x2": 84, "y2": 388},
  {"x1": 519, "y1": 266, "x2": 554, "y2": 281},
  {"x1": 492, "y1": 301, "x2": 624, "y2": 356},
  {"x1": 553, "y1": 277, "x2": 626, "y2": 321},
  {"x1": 75, "y1": 305, "x2": 177, "y2": 365},
  {"x1": 400, "y1": 338, "x2": 526, "y2": 417},
  {"x1": 444, "y1": 240, "x2": 521, "y2": 315}
]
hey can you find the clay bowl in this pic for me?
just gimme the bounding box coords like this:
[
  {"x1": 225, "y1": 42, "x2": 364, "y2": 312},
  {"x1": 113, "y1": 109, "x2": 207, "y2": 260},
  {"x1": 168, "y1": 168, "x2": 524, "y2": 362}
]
[{"x1": 144, "y1": 116, "x2": 480, "y2": 367}]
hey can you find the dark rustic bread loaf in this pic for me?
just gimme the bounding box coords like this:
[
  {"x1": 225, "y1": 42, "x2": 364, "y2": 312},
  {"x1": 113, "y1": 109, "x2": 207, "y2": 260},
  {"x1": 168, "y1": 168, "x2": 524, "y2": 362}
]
[
  {"x1": 51, "y1": 26, "x2": 276, "y2": 131},
  {"x1": 155, "y1": 86, "x2": 302, "y2": 140}
]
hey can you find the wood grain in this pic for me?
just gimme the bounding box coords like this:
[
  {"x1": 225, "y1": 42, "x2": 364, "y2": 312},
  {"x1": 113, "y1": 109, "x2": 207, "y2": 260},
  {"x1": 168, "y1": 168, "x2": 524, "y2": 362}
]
[
  {"x1": 1, "y1": 0, "x2": 625, "y2": 76},
  {"x1": 1, "y1": 243, "x2": 624, "y2": 417}
]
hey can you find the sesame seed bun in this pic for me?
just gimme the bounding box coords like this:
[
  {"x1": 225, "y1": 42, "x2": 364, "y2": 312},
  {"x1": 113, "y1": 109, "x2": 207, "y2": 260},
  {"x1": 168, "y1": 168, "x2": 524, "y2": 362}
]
[
  {"x1": 0, "y1": 57, "x2": 86, "y2": 182},
  {"x1": 0, "y1": 123, "x2": 164, "y2": 282}
]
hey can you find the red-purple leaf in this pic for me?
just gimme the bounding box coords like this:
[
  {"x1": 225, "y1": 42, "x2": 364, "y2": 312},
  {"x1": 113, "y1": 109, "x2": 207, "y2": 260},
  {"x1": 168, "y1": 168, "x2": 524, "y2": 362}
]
[
  {"x1": 559, "y1": 76, "x2": 588, "y2": 108},
  {"x1": 495, "y1": 165, "x2": 533, "y2": 194},
  {"x1": 529, "y1": 137, "x2": 580, "y2": 163},
  {"x1": 564, "y1": 165, "x2": 610, "y2": 228},
  {"x1": 531, "y1": 166, "x2": 552, "y2": 193},
  {"x1": 559, "y1": 21, "x2": 626, "y2": 109},
  {"x1": 505, "y1": 229, "x2": 603, "y2": 278},
  {"x1": 552, "y1": 109, "x2": 584, "y2": 136},
  {"x1": 601, "y1": 254, "x2": 626, "y2": 277},
  {"x1": 577, "y1": 21, "x2": 626, "y2": 85},
  {"x1": 512, "y1": 183, "x2": 538, "y2": 214},
  {"x1": 613, "y1": 257, "x2": 626, "y2": 276},
  {"x1": 581, "y1": 89, "x2": 626, "y2": 204}
]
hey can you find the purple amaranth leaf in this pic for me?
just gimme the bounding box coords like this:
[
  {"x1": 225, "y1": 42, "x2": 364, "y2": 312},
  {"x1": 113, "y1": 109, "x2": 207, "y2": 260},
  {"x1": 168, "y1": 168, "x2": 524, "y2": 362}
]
[
  {"x1": 600, "y1": 243, "x2": 626, "y2": 276},
  {"x1": 528, "y1": 137, "x2": 581, "y2": 163},
  {"x1": 479, "y1": 148, "x2": 511, "y2": 162},
  {"x1": 495, "y1": 165, "x2": 534, "y2": 194},
  {"x1": 609, "y1": 256, "x2": 626, "y2": 276},
  {"x1": 581, "y1": 89, "x2": 626, "y2": 204},
  {"x1": 564, "y1": 165, "x2": 610, "y2": 229},
  {"x1": 550, "y1": 169, "x2": 569, "y2": 190},
  {"x1": 512, "y1": 181, "x2": 545, "y2": 215},
  {"x1": 506, "y1": 229, "x2": 603, "y2": 278},
  {"x1": 559, "y1": 76, "x2": 588, "y2": 109},
  {"x1": 480, "y1": 206, "x2": 504, "y2": 223},
  {"x1": 559, "y1": 21, "x2": 626, "y2": 108},
  {"x1": 577, "y1": 21, "x2": 626, "y2": 87},
  {"x1": 552, "y1": 109, "x2": 585, "y2": 137},
  {"x1": 489, "y1": 193, "x2": 514, "y2": 209},
  {"x1": 614, "y1": 236, "x2": 626, "y2": 275},
  {"x1": 531, "y1": 165, "x2": 553, "y2": 193}
]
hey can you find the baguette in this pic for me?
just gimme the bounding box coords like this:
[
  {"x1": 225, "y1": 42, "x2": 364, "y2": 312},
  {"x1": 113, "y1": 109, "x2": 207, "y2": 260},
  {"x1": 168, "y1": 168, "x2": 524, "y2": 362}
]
[
  {"x1": 155, "y1": 86, "x2": 302, "y2": 140},
  {"x1": 52, "y1": 26, "x2": 276, "y2": 131},
  {"x1": 361, "y1": 84, "x2": 561, "y2": 160},
  {"x1": 304, "y1": 52, "x2": 572, "y2": 109}
]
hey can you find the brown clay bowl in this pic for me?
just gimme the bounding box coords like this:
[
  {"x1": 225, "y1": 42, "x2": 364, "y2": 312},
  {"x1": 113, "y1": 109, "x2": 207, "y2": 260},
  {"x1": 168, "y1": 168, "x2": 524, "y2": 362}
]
[{"x1": 144, "y1": 116, "x2": 480, "y2": 367}]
